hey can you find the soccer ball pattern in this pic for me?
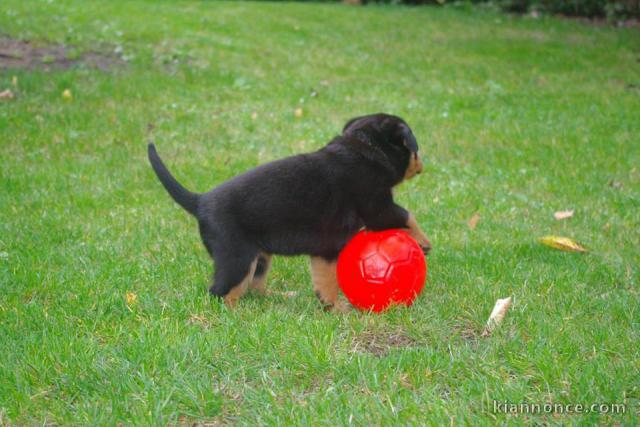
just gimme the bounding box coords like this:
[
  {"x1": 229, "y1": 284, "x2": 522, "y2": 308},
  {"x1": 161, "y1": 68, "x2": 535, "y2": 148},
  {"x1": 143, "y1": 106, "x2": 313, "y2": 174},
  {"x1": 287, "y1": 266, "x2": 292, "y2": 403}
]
[{"x1": 337, "y1": 229, "x2": 427, "y2": 312}]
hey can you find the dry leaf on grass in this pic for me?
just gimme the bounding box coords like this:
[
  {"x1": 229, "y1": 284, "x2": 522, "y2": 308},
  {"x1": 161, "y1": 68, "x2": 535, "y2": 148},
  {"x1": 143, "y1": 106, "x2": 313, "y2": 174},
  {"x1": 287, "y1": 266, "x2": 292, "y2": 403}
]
[
  {"x1": 0, "y1": 89, "x2": 14, "y2": 99},
  {"x1": 468, "y1": 212, "x2": 480, "y2": 230},
  {"x1": 539, "y1": 236, "x2": 587, "y2": 253},
  {"x1": 294, "y1": 107, "x2": 303, "y2": 118},
  {"x1": 481, "y1": 297, "x2": 512, "y2": 337},
  {"x1": 608, "y1": 179, "x2": 623, "y2": 189},
  {"x1": 188, "y1": 314, "x2": 211, "y2": 327},
  {"x1": 125, "y1": 291, "x2": 137, "y2": 306},
  {"x1": 554, "y1": 210, "x2": 574, "y2": 220}
]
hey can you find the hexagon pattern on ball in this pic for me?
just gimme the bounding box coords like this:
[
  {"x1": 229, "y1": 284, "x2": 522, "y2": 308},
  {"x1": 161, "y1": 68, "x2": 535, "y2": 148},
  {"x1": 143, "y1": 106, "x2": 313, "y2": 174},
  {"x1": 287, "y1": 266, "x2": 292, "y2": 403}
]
[{"x1": 337, "y1": 229, "x2": 427, "y2": 312}]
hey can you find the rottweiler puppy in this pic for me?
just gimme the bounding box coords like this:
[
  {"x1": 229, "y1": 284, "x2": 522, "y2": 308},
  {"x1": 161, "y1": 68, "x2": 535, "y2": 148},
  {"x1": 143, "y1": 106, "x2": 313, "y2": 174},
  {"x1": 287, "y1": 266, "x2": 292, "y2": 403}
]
[{"x1": 148, "y1": 113, "x2": 431, "y2": 311}]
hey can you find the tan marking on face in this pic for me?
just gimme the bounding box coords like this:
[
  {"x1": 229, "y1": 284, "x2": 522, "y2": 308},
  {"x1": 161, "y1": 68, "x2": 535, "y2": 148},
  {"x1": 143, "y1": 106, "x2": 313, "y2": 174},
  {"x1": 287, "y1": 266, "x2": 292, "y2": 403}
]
[
  {"x1": 407, "y1": 212, "x2": 432, "y2": 255},
  {"x1": 223, "y1": 258, "x2": 258, "y2": 307},
  {"x1": 309, "y1": 257, "x2": 350, "y2": 313},
  {"x1": 404, "y1": 153, "x2": 424, "y2": 180},
  {"x1": 250, "y1": 253, "x2": 272, "y2": 295}
]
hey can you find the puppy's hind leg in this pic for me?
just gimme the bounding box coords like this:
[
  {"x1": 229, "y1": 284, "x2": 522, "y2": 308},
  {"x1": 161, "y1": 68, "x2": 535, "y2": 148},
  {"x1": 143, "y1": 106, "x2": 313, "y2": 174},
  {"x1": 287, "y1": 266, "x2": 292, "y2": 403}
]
[
  {"x1": 199, "y1": 220, "x2": 259, "y2": 307},
  {"x1": 309, "y1": 257, "x2": 350, "y2": 313},
  {"x1": 209, "y1": 249, "x2": 259, "y2": 307},
  {"x1": 250, "y1": 253, "x2": 272, "y2": 296}
]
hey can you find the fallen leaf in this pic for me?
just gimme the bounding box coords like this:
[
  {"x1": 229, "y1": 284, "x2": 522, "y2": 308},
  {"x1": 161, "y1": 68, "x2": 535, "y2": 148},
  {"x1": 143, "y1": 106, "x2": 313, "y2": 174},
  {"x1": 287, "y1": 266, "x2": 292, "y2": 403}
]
[
  {"x1": 188, "y1": 314, "x2": 210, "y2": 327},
  {"x1": 468, "y1": 212, "x2": 480, "y2": 230},
  {"x1": 62, "y1": 89, "x2": 72, "y2": 100},
  {"x1": 125, "y1": 291, "x2": 137, "y2": 306},
  {"x1": 608, "y1": 179, "x2": 623, "y2": 189},
  {"x1": 554, "y1": 210, "x2": 574, "y2": 220},
  {"x1": 481, "y1": 296, "x2": 512, "y2": 336},
  {"x1": 398, "y1": 373, "x2": 412, "y2": 389},
  {"x1": 0, "y1": 89, "x2": 14, "y2": 99},
  {"x1": 539, "y1": 236, "x2": 587, "y2": 253},
  {"x1": 251, "y1": 111, "x2": 258, "y2": 120},
  {"x1": 11, "y1": 75, "x2": 18, "y2": 87},
  {"x1": 294, "y1": 107, "x2": 303, "y2": 118}
]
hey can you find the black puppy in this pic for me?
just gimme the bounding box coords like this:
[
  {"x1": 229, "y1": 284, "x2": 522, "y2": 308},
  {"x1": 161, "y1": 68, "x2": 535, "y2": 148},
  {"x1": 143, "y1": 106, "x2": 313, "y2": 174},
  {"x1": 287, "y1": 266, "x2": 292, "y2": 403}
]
[{"x1": 148, "y1": 113, "x2": 431, "y2": 311}]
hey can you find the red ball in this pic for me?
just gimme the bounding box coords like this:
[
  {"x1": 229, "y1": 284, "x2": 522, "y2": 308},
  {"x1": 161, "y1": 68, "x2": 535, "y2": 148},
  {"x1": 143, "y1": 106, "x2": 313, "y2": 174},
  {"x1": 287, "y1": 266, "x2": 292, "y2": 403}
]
[{"x1": 337, "y1": 229, "x2": 427, "y2": 312}]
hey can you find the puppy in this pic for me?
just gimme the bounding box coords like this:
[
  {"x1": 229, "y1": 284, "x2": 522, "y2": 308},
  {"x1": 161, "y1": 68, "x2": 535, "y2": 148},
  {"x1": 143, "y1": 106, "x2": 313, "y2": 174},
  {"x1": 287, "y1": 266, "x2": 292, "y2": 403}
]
[{"x1": 148, "y1": 113, "x2": 431, "y2": 311}]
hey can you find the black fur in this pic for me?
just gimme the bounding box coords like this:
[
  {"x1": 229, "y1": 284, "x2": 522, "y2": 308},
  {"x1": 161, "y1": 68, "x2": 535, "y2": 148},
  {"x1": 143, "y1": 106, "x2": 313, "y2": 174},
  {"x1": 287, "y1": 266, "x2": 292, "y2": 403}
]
[
  {"x1": 148, "y1": 113, "x2": 421, "y2": 297},
  {"x1": 148, "y1": 144, "x2": 199, "y2": 215}
]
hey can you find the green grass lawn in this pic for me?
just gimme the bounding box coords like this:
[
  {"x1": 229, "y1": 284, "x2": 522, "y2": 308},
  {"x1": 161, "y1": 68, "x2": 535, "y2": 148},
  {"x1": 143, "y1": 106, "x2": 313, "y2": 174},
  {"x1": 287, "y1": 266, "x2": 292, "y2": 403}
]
[{"x1": 1, "y1": 1, "x2": 639, "y2": 425}]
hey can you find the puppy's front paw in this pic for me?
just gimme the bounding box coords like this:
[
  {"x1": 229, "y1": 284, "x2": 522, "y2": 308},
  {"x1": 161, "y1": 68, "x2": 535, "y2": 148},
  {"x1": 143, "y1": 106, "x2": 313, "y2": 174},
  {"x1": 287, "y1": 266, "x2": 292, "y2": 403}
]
[
  {"x1": 329, "y1": 301, "x2": 352, "y2": 314},
  {"x1": 418, "y1": 238, "x2": 432, "y2": 255}
]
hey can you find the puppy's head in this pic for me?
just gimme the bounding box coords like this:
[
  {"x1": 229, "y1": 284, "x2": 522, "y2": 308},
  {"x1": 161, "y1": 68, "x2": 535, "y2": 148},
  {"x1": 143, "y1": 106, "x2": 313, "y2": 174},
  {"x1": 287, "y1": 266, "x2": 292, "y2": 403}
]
[{"x1": 342, "y1": 113, "x2": 424, "y2": 182}]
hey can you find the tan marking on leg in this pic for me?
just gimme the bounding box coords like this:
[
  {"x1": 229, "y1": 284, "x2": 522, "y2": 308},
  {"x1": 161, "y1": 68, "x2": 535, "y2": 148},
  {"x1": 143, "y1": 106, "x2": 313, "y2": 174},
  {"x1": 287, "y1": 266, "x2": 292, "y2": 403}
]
[
  {"x1": 407, "y1": 212, "x2": 431, "y2": 254},
  {"x1": 224, "y1": 258, "x2": 258, "y2": 307},
  {"x1": 250, "y1": 253, "x2": 272, "y2": 295},
  {"x1": 310, "y1": 257, "x2": 350, "y2": 313}
]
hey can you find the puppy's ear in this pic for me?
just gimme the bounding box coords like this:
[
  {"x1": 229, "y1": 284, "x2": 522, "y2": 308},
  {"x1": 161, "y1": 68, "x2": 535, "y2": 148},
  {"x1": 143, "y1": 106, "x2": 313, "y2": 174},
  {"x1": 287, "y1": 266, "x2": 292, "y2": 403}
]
[
  {"x1": 342, "y1": 116, "x2": 366, "y2": 134},
  {"x1": 398, "y1": 123, "x2": 419, "y2": 153}
]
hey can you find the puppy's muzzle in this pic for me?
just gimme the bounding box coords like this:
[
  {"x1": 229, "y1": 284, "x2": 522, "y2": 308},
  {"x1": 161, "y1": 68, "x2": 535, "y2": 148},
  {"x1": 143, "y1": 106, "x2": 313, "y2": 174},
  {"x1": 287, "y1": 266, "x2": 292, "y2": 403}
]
[
  {"x1": 415, "y1": 154, "x2": 424, "y2": 174},
  {"x1": 404, "y1": 153, "x2": 423, "y2": 180}
]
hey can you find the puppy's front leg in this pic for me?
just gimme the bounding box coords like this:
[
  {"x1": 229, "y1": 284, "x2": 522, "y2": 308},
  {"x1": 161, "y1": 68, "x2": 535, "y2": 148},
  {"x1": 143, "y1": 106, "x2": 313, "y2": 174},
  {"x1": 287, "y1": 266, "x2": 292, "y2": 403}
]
[
  {"x1": 250, "y1": 253, "x2": 272, "y2": 295},
  {"x1": 309, "y1": 257, "x2": 350, "y2": 313},
  {"x1": 406, "y1": 213, "x2": 432, "y2": 255},
  {"x1": 222, "y1": 258, "x2": 258, "y2": 307},
  {"x1": 359, "y1": 196, "x2": 431, "y2": 255}
]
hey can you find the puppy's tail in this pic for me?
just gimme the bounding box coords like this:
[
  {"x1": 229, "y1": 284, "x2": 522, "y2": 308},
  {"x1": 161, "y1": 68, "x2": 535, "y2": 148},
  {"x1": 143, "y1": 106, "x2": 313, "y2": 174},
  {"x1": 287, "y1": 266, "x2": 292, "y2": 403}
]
[{"x1": 148, "y1": 143, "x2": 199, "y2": 216}]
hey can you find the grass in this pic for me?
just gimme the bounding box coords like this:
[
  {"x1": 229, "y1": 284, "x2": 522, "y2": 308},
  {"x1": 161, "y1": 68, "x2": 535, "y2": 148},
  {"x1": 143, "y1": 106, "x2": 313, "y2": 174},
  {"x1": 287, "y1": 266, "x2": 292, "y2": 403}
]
[{"x1": 1, "y1": 0, "x2": 639, "y2": 425}]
